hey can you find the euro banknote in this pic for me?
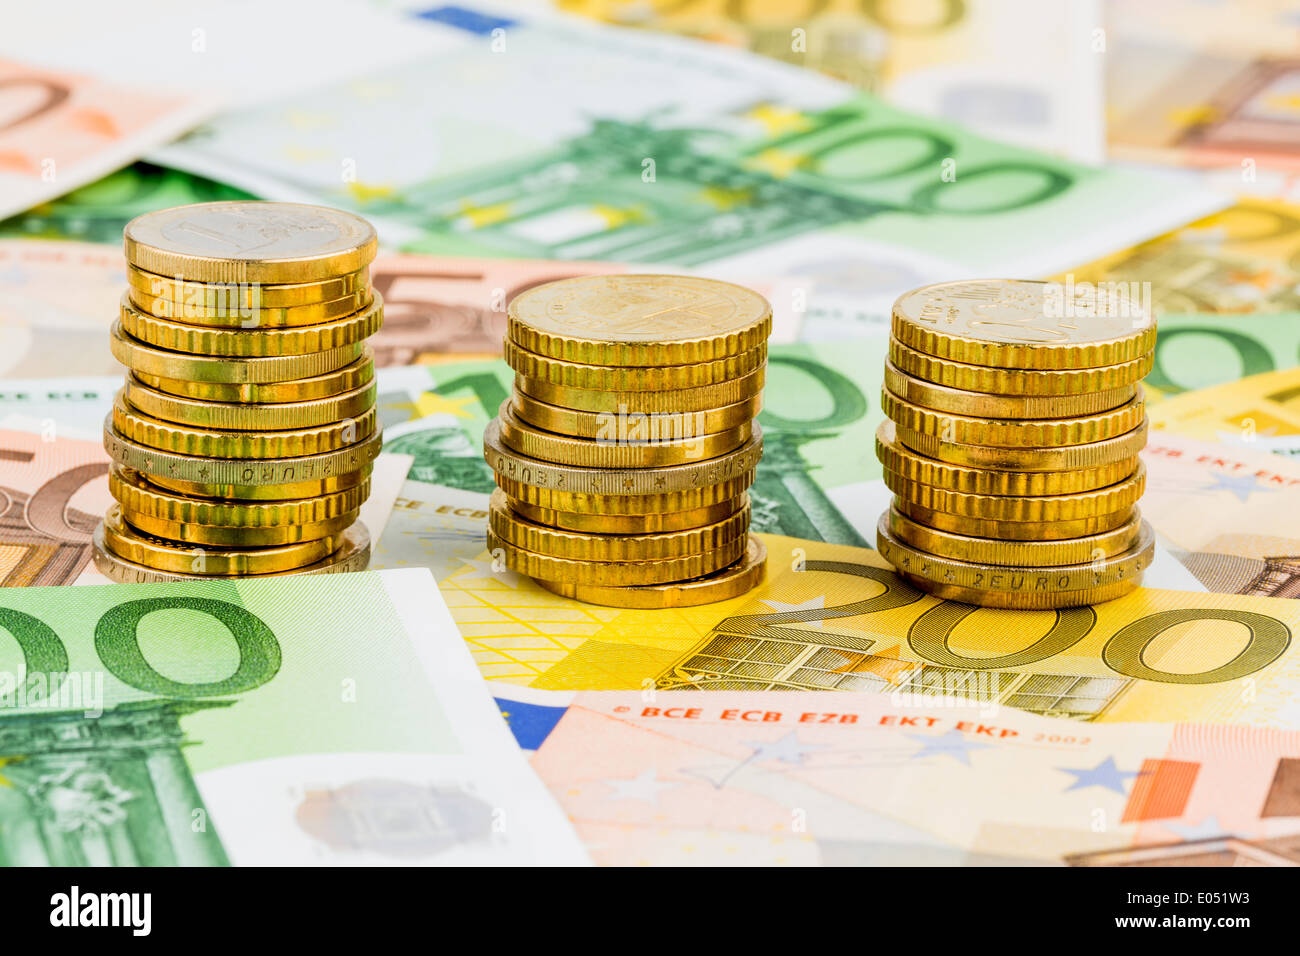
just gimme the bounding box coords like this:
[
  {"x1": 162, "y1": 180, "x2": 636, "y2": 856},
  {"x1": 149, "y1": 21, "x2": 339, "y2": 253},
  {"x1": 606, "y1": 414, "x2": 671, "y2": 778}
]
[
  {"x1": 0, "y1": 60, "x2": 211, "y2": 220},
  {"x1": 1143, "y1": 311, "x2": 1300, "y2": 402},
  {"x1": 1059, "y1": 199, "x2": 1300, "y2": 315},
  {"x1": 1149, "y1": 366, "x2": 1300, "y2": 457},
  {"x1": 557, "y1": 0, "x2": 1106, "y2": 159},
  {"x1": 0, "y1": 567, "x2": 588, "y2": 865},
  {"x1": 501, "y1": 686, "x2": 1300, "y2": 866},
  {"x1": 1143, "y1": 431, "x2": 1300, "y2": 595},
  {"x1": 154, "y1": 2, "x2": 1221, "y2": 332}
]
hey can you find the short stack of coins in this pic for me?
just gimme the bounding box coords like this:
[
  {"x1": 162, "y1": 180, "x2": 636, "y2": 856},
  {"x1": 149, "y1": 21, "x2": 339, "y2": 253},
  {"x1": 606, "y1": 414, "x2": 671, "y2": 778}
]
[
  {"x1": 91, "y1": 201, "x2": 384, "y2": 582},
  {"x1": 874, "y1": 278, "x2": 1157, "y2": 609},
  {"x1": 482, "y1": 275, "x2": 770, "y2": 608}
]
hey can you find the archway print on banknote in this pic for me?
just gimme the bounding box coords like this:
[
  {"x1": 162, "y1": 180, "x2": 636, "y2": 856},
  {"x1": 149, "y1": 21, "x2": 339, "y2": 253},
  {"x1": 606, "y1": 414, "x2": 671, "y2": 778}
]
[{"x1": 658, "y1": 557, "x2": 1293, "y2": 721}]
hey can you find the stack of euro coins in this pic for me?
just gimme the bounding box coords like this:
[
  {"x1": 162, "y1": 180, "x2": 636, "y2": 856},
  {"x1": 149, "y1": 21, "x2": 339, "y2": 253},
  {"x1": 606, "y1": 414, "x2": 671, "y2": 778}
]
[
  {"x1": 874, "y1": 278, "x2": 1157, "y2": 609},
  {"x1": 482, "y1": 275, "x2": 769, "y2": 608},
  {"x1": 91, "y1": 201, "x2": 385, "y2": 583}
]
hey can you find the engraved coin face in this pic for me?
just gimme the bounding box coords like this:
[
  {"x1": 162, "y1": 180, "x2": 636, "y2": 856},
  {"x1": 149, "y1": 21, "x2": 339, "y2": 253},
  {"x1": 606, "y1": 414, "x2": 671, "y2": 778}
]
[
  {"x1": 510, "y1": 275, "x2": 771, "y2": 344},
  {"x1": 125, "y1": 202, "x2": 377, "y2": 282},
  {"x1": 892, "y1": 278, "x2": 1156, "y2": 369}
]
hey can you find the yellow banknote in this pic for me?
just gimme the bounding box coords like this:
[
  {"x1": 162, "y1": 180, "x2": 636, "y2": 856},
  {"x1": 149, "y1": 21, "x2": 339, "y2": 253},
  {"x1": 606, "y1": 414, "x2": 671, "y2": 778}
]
[
  {"x1": 1149, "y1": 366, "x2": 1300, "y2": 455},
  {"x1": 1058, "y1": 199, "x2": 1300, "y2": 314},
  {"x1": 372, "y1": 482, "x2": 1300, "y2": 726}
]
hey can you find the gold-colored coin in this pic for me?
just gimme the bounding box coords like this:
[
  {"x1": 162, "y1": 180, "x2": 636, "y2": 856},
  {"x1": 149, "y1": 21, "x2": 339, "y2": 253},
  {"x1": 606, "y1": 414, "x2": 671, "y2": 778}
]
[
  {"x1": 122, "y1": 505, "x2": 359, "y2": 547},
  {"x1": 510, "y1": 494, "x2": 747, "y2": 533},
  {"x1": 516, "y1": 366, "x2": 765, "y2": 414},
  {"x1": 104, "y1": 418, "x2": 384, "y2": 488},
  {"x1": 119, "y1": 294, "x2": 383, "y2": 356},
  {"x1": 893, "y1": 419, "x2": 1148, "y2": 471},
  {"x1": 886, "y1": 504, "x2": 1144, "y2": 565},
  {"x1": 893, "y1": 497, "x2": 1135, "y2": 541},
  {"x1": 511, "y1": 388, "x2": 761, "y2": 439},
  {"x1": 124, "y1": 376, "x2": 376, "y2": 430},
  {"x1": 900, "y1": 574, "x2": 1141, "y2": 610},
  {"x1": 538, "y1": 535, "x2": 767, "y2": 608},
  {"x1": 124, "y1": 202, "x2": 378, "y2": 284},
  {"x1": 127, "y1": 265, "x2": 369, "y2": 310},
  {"x1": 495, "y1": 470, "x2": 756, "y2": 516},
  {"x1": 890, "y1": 340, "x2": 1152, "y2": 396},
  {"x1": 113, "y1": 392, "x2": 376, "y2": 458},
  {"x1": 109, "y1": 465, "x2": 369, "y2": 528},
  {"x1": 877, "y1": 514, "x2": 1155, "y2": 592},
  {"x1": 111, "y1": 322, "x2": 364, "y2": 384},
  {"x1": 127, "y1": 286, "x2": 371, "y2": 329},
  {"x1": 497, "y1": 400, "x2": 750, "y2": 468},
  {"x1": 94, "y1": 511, "x2": 370, "y2": 582},
  {"x1": 504, "y1": 338, "x2": 767, "y2": 391},
  {"x1": 487, "y1": 528, "x2": 747, "y2": 586},
  {"x1": 876, "y1": 422, "x2": 1138, "y2": 496},
  {"x1": 508, "y1": 274, "x2": 772, "y2": 365},
  {"x1": 135, "y1": 351, "x2": 374, "y2": 402},
  {"x1": 892, "y1": 279, "x2": 1156, "y2": 369},
  {"x1": 489, "y1": 489, "x2": 749, "y2": 562},
  {"x1": 882, "y1": 387, "x2": 1145, "y2": 448},
  {"x1": 884, "y1": 361, "x2": 1136, "y2": 419},
  {"x1": 884, "y1": 463, "x2": 1145, "y2": 523},
  {"x1": 151, "y1": 464, "x2": 371, "y2": 500},
  {"x1": 98, "y1": 503, "x2": 340, "y2": 574},
  {"x1": 484, "y1": 418, "x2": 762, "y2": 495}
]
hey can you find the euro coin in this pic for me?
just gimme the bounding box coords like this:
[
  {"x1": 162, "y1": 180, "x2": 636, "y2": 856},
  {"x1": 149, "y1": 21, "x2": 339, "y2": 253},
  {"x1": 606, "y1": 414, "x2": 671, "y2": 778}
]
[
  {"x1": 884, "y1": 361, "x2": 1136, "y2": 418},
  {"x1": 496, "y1": 400, "x2": 750, "y2": 468},
  {"x1": 121, "y1": 505, "x2": 358, "y2": 547},
  {"x1": 511, "y1": 388, "x2": 761, "y2": 439},
  {"x1": 510, "y1": 494, "x2": 747, "y2": 533},
  {"x1": 111, "y1": 322, "x2": 364, "y2": 383},
  {"x1": 124, "y1": 202, "x2": 378, "y2": 284},
  {"x1": 882, "y1": 387, "x2": 1145, "y2": 447},
  {"x1": 893, "y1": 496, "x2": 1135, "y2": 540},
  {"x1": 113, "y1": 391, "x2": 376, "y2": 458},
  {"x1": 109, "y1": 465, "x2": 369, "y2": 528},
  {"x1": 495, "y1": 470, "x2": 756, "y2": 515},
  {"x1": 118, "y1": 294, "x2": 383, "y2": 356},
  {"x1": 876, "y1": 422, "x2": 1138, "y2": 496},
  {"x1": 504, "y1": 338, "x2": 767, "y2": 390},
  {"x1": 127, "y1": 265, "x2": 370, "y2": 312},
  {"x1": 516, "y1": 365, "x2": 765, "y2": 414},
  {"x1": 884, "y1": 464, "x2": 1145, "y2": 522},
  {"x1": 94, "y1": 513, "x2": 370, "y2": 582},
  {"x1": 538, "y1": 535, "x2": 767, "y2": 608},
  {"x1": 900, "y1": 574, "x2": 1141, "y2": 610},
  {"x1": 890, "y1": 340, "x2": 1152, "y2": 395},
  {"x1": 104, "y1": 418, "x2": 384, "y2": 488},
  {"x1": 877, "y1": 514, "x2": 1155, "y2": 591},
  {"x1": 508, "y1": 274, "x2": 772, "y2": 365},
  {"x1": 98, "y1": 503, "x2": 340, "y2": 574},
  {"x1": 483, "y1": 418, "x2": 762, "y2": 496},
  {"x1": 487, "y1": 528, "x2": 747, "y2": 586},
  {"x1": 134, "y1": 350, "x2": 374, "y2": 402},
  {"x1": 891, "y1": 279, "x2": 1156, "y2": 370},
  {"x1": 127, "y1": 287, "x2": 371, "y2": 329},
  {"x1": 124, "y1": 376, "x2": 376, "y2": 430},
  {"x1": 892, "y1": 419, "x2": 1148, "y2": 471},
  {"x1": 886, "y1": 504, "x2": 1144, "y2": 565},
  {"x1": 150, "y1": 464, "x2": 371, "y2": 500}
]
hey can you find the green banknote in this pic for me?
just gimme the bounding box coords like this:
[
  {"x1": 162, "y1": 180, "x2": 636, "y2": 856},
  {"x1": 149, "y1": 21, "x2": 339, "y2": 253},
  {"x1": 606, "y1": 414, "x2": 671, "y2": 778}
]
[
  {"x1": 1147, "y1": 312, "x2": 1300, "y2": 401},
  {"x1": 0, "y1": 568, "x2": 586, "y2": 865},
  {"x1": 0, "y1": 163, "x2": 254, "y2": 245}
]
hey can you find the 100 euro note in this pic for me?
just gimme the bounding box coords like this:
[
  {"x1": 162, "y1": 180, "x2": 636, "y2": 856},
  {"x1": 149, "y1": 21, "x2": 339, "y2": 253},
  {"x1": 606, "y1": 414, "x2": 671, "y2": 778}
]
[
  {"x1": 500, "y1": 687, "x2": 1300, "y2": 866},
  {"x1": 154, "y1": 2, "x2": 1222, "y2": 335},
  {"x1": 0, "y1": 568, "x2": 587, "y2": 865}
]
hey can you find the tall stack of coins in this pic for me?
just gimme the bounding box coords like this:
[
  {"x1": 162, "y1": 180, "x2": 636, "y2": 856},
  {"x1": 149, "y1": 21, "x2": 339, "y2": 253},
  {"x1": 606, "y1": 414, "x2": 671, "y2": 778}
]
[
  {"x1": 92, "y1": 202, "x2": 384, "y2": 582},
  {"x1": 874, "y1": 279, "x2": 1156, "y2": 609},
  {"x1": 482, "y1": 275, "x2": 769, "y2": 608}
]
